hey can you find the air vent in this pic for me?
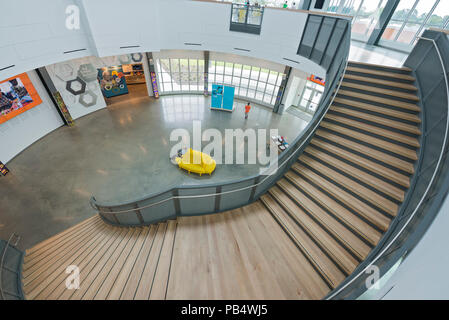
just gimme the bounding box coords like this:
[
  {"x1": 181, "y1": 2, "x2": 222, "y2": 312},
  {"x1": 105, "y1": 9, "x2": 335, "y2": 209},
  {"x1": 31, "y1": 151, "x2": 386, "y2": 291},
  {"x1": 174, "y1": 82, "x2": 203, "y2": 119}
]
[
  {"x1": 0, "y1": 65, "x2": 15, "y2": 71},
  {"x1": 234, "y1": 48, "x2": 251, "y2": 52},
  {"x1": 120, "y1": 45, "x2": 141, "y2": 49},
  {"x1": 63, "y1": 48, "x2": 87, "y2": 54},
  {"x1": 283, "y1": 58, "x2": 300, "y2": 64},
  {"x1": 184, "y1": 43, "x2": 202, "y2": 46}
]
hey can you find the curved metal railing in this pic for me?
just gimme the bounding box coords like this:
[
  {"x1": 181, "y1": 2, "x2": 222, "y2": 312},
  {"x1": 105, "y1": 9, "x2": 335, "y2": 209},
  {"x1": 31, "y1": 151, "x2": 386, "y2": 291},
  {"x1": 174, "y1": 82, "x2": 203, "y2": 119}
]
[
  {"x1": 326, "y1": 31, "x2": 449, "y2": 300},
  {"x1": 0, "y1": 233, "x2": 21, "y2": 300},
  {"x1": 91, "y1": 14, "x2": 352, "y2": 226}
]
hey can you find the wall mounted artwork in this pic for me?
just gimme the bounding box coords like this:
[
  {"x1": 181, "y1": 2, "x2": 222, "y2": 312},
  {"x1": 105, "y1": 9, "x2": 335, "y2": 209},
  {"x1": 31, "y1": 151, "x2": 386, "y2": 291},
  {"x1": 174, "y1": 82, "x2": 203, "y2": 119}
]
[
  {"x1": 98, "y1": 66, "x2": 129, "y2": 98},
  {"x1": 0, "y1": 73, "x2": 42, "y2": 125}
]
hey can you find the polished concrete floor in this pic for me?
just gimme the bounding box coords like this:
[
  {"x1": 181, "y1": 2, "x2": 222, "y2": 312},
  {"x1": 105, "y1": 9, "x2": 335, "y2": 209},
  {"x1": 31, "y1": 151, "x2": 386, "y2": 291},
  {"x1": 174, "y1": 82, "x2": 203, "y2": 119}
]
[
  {"x1": 0, "y1": 92, "x2": 308, "y2": 249},
  {"x1": 349, "y1": 41, "x2": 408, "y2": 68}
]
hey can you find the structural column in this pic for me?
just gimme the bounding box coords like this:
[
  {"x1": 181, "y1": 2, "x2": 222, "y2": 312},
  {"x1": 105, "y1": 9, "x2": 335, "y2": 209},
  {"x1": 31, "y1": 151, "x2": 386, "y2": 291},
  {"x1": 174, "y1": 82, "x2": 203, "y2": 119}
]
[
  {"x1": 273, "y1": 66, "x2": 292, "y2": 114},
  {"x1": 204, "y1": 51, "x2": 210, "y2": 96},
  {"x1": 367, "y1": 0, "x2": 400, "y2": 46},
  {"x1": 145, "y1": 52, "x2": 160, "y2": 98}
]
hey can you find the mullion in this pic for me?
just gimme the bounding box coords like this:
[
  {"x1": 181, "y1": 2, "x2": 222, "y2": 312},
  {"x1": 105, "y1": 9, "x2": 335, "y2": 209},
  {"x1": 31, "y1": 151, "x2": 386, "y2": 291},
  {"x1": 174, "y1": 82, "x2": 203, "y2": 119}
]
[{"x1": 393, "y1": 0, "x2": 420, "y2": 42}]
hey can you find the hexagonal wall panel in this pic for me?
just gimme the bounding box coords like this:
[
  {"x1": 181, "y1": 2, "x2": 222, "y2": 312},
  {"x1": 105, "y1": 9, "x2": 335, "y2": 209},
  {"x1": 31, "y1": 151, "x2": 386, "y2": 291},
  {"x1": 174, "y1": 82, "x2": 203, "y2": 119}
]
[
  {"x1": 131, "y1": 53, "x2": 143, "y2": 62},
  {"x1": 66, "y1": 77, "x2": 86, "y2": 96},
  {"x1": 79, "y1": 90, "x2": 97, "y2": 107},
  {"x1": 54, "y1": 63, "x2": 74, "y2": 82},
  {"x1": 77, "y1": 63, "x2": 97, "y2": 83},
  {"x1": 118, "y1": 55, "x2": 131, "y2": 64}
]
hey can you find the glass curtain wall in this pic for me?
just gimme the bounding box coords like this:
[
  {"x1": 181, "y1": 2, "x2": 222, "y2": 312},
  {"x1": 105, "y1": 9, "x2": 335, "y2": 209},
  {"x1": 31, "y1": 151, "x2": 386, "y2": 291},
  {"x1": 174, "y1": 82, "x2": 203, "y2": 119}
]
[
  {"x1": 327, "y1": 0, "x2": 388, "y2": 42},
  {"x1": 155, "y1": 57, "x2": 284, "y2": 107},
  {"x1": 293, "y1": 80, "x2": 325, "y2": 115},
  {"x1": 380, "y1": 0, "x2": 449, "y2": 50},
  {"x1": 208, "y1": 60, "x2": 283, "y2": 106}
]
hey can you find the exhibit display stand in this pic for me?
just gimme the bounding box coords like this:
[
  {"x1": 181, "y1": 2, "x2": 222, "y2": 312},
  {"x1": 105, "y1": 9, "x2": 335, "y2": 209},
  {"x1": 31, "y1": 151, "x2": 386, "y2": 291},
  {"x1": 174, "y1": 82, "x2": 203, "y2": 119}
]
[
  {"x1": 97, "y1": 66, "x2": 129, "y2": 98},
  {"x1": 210, "y1": 84, "x2": 235, "y2": 112}
]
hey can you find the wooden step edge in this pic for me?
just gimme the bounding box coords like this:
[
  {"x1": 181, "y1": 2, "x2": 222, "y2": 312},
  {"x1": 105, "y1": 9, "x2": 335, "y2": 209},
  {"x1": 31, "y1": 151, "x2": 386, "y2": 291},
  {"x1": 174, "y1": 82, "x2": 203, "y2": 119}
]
[
  {"x1": 299, "y1": 155, "x2": 399, "y2": 217},
  {"x1": 330, "y1": 106, "x2": 422, "y2": 135},
  {"x1": 310, "y1": 138, "x2": 411, "y2": 188},
  {"x1": 337, "y1": 90, "x2": 420, "y2": 112},
  {"x1": 333, "y1": 97, "x2": 421, "y2": 123},
  {"x1": 346, "y1": 66, "x2": 415, "y2": 81},
  {"x1": 276, "y1": 179, "x2": 372, "y2": 260},
  {"x1": 341, "y1": 82, "x2": 420, "y2": 102},
  {"x1": 25, "y1": 215, "x2": 100, "y2": 256},
  {"x1": 284, "y1": 171, "x2": 382, "y2": 246},
  {"x1": 343, "y1": 74, "x2": 418, "y2": 91},
  {"x1": 268, "y1": 187, "x2": 359, "y2": 275},
  {"x1": 315, "y1": 129, "x2": 416, "y2": 174},
  {"x1": 348, "y1": 61, "x2": 412, "y2": 72},
  {"x1": 260, "y1": 195, "x2": 344, "y2": 288},
  {"x1": 291, "y1": 163, "x2": 392, "y2": 232},
  {"x1": 320, "y1": 121, "x2": 420, "y2": 160},
  {"x1": 305, "y1": 147, "x2": 405, "y2": 202}
]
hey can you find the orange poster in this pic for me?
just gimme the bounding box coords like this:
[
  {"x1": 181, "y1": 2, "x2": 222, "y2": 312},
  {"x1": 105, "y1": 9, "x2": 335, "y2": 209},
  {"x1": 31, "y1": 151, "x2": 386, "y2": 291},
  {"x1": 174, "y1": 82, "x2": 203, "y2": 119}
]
[{"x1": 0, "y1": 73, "x2": 42, "y2": 125}]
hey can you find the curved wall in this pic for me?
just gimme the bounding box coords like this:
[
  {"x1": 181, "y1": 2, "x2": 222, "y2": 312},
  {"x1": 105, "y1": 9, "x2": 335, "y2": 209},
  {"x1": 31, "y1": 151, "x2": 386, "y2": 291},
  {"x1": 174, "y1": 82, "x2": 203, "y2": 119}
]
[{"x1": 0, "y1": 0, "x2": 327, "y2": 83}]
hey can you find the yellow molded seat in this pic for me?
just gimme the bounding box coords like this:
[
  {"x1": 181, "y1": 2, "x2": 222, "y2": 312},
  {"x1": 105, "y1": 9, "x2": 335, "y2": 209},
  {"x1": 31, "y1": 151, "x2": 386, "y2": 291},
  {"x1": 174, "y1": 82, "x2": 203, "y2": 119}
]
[{"x1": 175, "y1": 148, "x2": 216, "y2": 176}]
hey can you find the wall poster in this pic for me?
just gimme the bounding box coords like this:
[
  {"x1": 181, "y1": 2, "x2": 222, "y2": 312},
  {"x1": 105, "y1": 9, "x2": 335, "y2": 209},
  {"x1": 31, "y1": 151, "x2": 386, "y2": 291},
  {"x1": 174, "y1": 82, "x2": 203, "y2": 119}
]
[{"x1": 0, "y1": 73, "x2": 42, "y2": 125}]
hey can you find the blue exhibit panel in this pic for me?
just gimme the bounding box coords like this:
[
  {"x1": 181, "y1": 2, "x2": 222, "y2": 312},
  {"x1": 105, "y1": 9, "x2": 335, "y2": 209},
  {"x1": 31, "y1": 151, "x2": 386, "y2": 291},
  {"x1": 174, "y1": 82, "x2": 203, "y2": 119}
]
[
  {"x1": 222, "y1": 86, "x2": 235, "y2": 111},
  {"x1": 211, "y1": 84, "x2": 224, "y2": 109}
]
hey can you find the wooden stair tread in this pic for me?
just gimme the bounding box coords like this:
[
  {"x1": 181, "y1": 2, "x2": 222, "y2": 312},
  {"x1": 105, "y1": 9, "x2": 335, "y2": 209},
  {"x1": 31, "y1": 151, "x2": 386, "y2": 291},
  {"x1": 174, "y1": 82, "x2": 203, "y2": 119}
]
[
  {"x1": 338, "y1": 89, "x2": 420, "y2": 112},
  {"x1": 349, "y1": 61, "x2": 412, "y2": 72},
  {"x1": 106, "y1": 228, "x2": 151, "y2": 300},
  {"x1": 269, "y1": 186, "x2": 359, "y2": 275},
  {"x1": 346, "y1": 66, "x2": 415, "y2": 81},
  {"x1": 343, "y1": 74, "x2": 417, "y2": 91},
  {"x1": 341, "y1": 82, "x2": 419, "y2": 102},
  {"x1": 23, "y1": 219, "x2": 105, "y2": 284},
  {"x1": 260, "y1": 194, "x2": 346, "y2": 288},
  {"x1": 30, "y1": 226, "x2": 118, "y2": 300},
  {"x1": 292, "y1": 163, "x2": 391, "y2": 232},
  {"x1": 305, "y1": 147, "x2": 405, "y2": 202},
  {"x1": 93, "y1": 228, "x2": 144, "y2": 300},
  {"x1": 80, "y1": 228, "x2": 137, "y2": 300},
  {"x1": 277, "y1": 178, "x2": 371, "y2": 260},
  {"x1": 315, "y1": 130, "x2": 415, "y2": 174},
  {"x1": 241, "y1": 202, "x2": 330, "y2": 299},
  {"x1": 67, "y1": 228, "x2": 133, "y2": 300},
  {"x1": 148, "y1": 220, "x2": 177, "y2": 300},
  {"x1": 25, "y1": 215, "x2": 100, "y2": 257},
  {"x1": 284, "y1": 171, "x2": 381, "y2": 246},
  {"x1": 299, "y1": 155, "x2": 399, "y2": 216},
  {"x1": 119, "y1": 225, "x2": 159, "y2": 300},
  {"x1": 321, "y1": 121, "x2": 418, "y2": 160},
  {"x1": 134, "y1": 223, "x2": 168, "y2": 300},
  {"x1": 330, "y1": 106, "x2": 421, "y2": 135},
  {"x1": 333, "y1": 97, "x2": 421, "y2": 123},
  {"x1": 325, "y1": 114, "x2": 420, "y2": 147},
  {"x1": 311, "y1": 138, "x2": 411, "y2": 188},
  {"x1": 46, "y1": 226, "x2": 125, "y2": 300}
]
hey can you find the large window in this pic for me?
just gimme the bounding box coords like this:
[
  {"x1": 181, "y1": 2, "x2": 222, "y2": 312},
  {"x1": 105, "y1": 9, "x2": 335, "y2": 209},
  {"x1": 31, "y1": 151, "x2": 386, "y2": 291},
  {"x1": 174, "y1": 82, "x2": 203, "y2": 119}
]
[
  {"x1": 208, "y1": 61, "x2": 284, "y2": 106},
  {"x1": 381, "y1": 0, "x2": 449, "y2": 49},
  {"x1": 156, "y1": 58, "x2": 284, "y2": 107},
  {"x1": 156, "y1": 58, "x2": 204, "y2": 94},
  {"x1": 294, "y1": 80, "x2": 325, "y2": 115},
  {"x1": 326, "y1": 0, "x2": 388, "y2": 42}
]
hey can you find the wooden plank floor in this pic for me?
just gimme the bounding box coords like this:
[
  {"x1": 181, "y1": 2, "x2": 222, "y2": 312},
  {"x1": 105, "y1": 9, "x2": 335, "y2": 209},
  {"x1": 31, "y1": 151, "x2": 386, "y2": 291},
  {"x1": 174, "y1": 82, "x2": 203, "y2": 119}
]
[
  {"x1": 23, "y1": 204, "x2": 329, "y2": 300},
  {"x1": 21, "y1": 62, "x2": 421, "y2": 300}
]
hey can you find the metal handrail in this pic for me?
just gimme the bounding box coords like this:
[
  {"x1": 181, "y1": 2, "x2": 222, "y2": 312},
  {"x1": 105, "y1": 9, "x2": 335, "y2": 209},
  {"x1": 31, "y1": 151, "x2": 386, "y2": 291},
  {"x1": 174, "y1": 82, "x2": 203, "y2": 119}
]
[
  {"x1": 326, "y1": 35, "x2": 449, "y2": 300},
  {"x1": 0, "y1": 233, "x2": 20, "y2": 300},
  {"x1": 93, "y1": 47, "x2": 350, "y2": 215}
]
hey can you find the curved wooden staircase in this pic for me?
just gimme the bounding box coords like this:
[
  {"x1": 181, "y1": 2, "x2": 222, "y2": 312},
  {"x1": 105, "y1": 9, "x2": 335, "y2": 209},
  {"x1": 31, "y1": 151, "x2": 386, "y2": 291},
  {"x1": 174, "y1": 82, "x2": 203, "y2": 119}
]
[{"x1": 21, "y1": 62, "x2": 422, "y2": 300}]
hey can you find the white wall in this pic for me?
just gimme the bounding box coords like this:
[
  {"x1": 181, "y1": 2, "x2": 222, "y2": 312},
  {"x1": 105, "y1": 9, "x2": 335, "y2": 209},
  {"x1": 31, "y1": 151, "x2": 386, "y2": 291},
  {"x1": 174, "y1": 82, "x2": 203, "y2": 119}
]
[
  {"x1": 0, "y1": 70, "x2": 64, "y2": 163},
  {"x1": 0, "y1": 0, "x2": 326, "y2": 82},
  {"x1": 0, "y1": 0, "x2": 95, "y2": 81}
]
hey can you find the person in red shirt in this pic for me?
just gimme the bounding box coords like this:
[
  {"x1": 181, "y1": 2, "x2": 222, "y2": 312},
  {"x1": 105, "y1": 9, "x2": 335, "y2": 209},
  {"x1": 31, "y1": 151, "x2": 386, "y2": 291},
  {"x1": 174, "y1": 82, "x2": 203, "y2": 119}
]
[{"x1": 244, "y1": 102, "x2": 251, "y2": 119}]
